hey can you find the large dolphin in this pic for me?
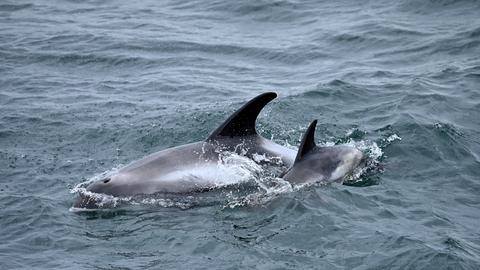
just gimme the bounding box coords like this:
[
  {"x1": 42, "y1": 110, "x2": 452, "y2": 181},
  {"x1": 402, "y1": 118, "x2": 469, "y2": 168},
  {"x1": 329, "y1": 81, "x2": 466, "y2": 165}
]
[
  {"x1": 73, "y1": 92, "x2": 296, "y2": 208},
  {"x1": 282, "y1": 120, "x2": 364, "y2": 185}
]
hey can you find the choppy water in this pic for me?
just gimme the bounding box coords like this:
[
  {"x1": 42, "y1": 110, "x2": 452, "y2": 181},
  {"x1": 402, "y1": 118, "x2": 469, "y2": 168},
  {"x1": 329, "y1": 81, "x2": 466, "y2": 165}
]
[{"x1": 1, "y1": 0, "x2": 480, "y2": 269}]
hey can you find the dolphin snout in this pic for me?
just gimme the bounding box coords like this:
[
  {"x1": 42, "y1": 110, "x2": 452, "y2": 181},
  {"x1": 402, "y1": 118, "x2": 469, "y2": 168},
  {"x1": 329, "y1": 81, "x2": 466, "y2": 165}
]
[
  {"x1": 358, "y1": 153, "x2": 367, "y2": 168},
  {"x1": 72, "y1": 178, "x2": 115, "y2": 209},
  {"x1": 339, "y1": 147, "x2": 364, "y2": 175},
  {"x1": 348, "y1": 148, "x2": 364, "y2": 171}
]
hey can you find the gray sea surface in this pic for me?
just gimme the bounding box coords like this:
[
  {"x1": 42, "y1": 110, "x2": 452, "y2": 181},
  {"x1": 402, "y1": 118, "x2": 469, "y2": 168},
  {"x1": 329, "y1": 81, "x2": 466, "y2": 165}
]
[{"x1": 1, "y1": 0, "x2": 480, "y2": 269}]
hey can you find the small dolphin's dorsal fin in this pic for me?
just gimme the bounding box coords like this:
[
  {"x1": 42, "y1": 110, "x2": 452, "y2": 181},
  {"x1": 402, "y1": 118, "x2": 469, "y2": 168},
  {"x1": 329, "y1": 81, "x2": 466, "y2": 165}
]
[
  {"x1": 294, "y1": 120, "x2": 318, "y2": 163},
  {"x1": 207, "y1": 92, "x2": 277, "y2": 140}
]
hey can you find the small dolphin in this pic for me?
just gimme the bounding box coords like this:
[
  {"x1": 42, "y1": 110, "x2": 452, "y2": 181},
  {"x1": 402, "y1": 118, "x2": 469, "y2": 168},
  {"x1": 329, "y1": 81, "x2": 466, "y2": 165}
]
[
  {"x1": 73, "y1": 92, "x2": 296, "y2": 208},
  {"x1": 282, "y1": 120, "x2": 364, "y2": 185}
]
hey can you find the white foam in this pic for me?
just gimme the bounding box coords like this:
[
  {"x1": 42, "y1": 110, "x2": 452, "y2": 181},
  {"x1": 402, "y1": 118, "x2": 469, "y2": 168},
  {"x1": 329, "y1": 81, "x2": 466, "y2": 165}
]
[
  {"x1": 135, "y1": 197, "x2": 193, "y2": 209},
  {"x1": 320, "y1": 141, "x2": 336, "y2": 147},
  {"x1": 386, "y1": 133, "x2": 402, "y2": 143},
  {"x1": 212, "y1": 151, "x2": 263, "y2": 186},
  {"x1": 252, "y1": 153, "x2": 269, "y2": 163}
]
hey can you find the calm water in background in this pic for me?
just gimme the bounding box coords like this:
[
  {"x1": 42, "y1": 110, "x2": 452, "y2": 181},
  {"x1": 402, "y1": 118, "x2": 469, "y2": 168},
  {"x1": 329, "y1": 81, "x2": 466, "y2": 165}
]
[{"x1": 1, "y1": 0, "x2": 480, "y2": 269}]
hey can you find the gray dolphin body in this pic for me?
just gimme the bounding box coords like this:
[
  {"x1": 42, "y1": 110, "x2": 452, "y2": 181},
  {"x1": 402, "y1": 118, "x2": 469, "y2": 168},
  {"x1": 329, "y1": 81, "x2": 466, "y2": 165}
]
[
  {"x1": 73, "y1": 92, "x2": 296, "y2": 208},
  {"x1": 73, "y1": 94, "x2": 365, "y2": 209},
  {"x1": 282, "y1": 120, "x2": 364, "y2": 185}
]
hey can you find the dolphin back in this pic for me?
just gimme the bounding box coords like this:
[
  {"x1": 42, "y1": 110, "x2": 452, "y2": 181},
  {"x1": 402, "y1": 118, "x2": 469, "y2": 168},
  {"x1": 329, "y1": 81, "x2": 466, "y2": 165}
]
[
  {"x1": 283, "y1": 119, "x2": 364, "y2": 184},
  {"x1": 293, "y1": 120, "x2": 318, "y2": 164},
  {"x1": 207, "y1": 92, "x2": 277, "y2": 140}
]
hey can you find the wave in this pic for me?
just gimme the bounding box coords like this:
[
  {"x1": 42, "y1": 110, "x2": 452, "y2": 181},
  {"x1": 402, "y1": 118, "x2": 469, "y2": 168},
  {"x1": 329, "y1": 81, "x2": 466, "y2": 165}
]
[
  {"x1": 0, "y1": 3, "x2": 33, "y2": 12},
  {"x1": 397, "y1": 0, "x2": 480, "y2": 14}
]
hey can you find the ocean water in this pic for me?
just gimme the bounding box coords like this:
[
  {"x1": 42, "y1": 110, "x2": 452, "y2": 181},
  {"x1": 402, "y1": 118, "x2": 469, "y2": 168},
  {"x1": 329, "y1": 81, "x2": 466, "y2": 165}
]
[{"x1": 1, "y1": 0, "x2": 480, "y2": 269}]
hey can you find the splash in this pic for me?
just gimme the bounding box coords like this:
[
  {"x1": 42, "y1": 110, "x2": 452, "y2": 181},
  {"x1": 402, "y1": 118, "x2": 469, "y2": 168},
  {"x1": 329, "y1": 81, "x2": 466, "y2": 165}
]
[
  {"x1": 343, "y1": 132, "x2": 401, "y2": 185},
  {"x1": 386, "y1": 134, "x2": 402, "y2": 143},
  {"x1": 224, "y1": 174, "x2": 294, "y2": 209}
]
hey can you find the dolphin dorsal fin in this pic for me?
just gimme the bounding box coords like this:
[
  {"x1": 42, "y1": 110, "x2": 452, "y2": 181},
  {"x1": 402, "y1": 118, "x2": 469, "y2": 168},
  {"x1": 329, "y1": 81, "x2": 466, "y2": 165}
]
[
  {"x1": 207, "y1": 92, "x2": 277, "y2": 140},
  {"x1": 294, "y1": 120, "x2": 318, "y2": 163}
]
